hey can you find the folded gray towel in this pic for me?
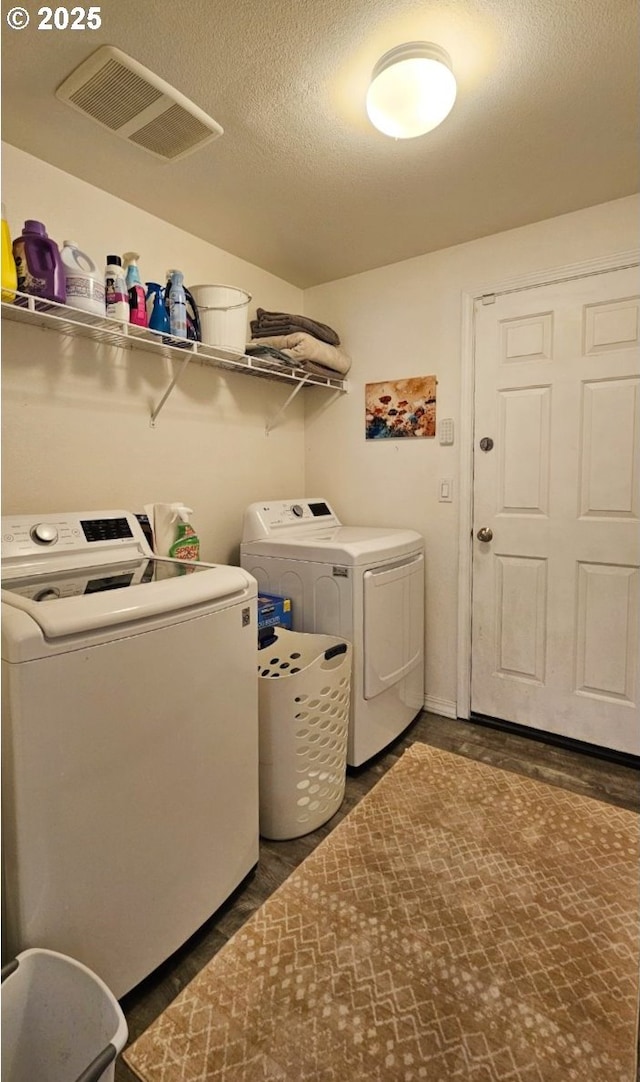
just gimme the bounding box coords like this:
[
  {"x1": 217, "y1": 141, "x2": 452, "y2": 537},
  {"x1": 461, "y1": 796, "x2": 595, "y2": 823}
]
[
  {"x1": 251, "y1": 308, "x2": 340, "y2": 346},
  {"x1": 245, "y1": 344, "x2": 296, "y2": 365}
]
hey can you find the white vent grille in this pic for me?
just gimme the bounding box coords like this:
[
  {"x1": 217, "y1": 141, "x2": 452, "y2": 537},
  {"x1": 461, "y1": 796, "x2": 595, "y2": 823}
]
[
  {"x1": 56, "y1": 46, "x2": 223, "y2": 162},
  {"x1": 129, "y1": 103, "x2": 216, "y2": 160},
  {"x1": 68, "y1": 59, "x2": 163, "y2": 130}
]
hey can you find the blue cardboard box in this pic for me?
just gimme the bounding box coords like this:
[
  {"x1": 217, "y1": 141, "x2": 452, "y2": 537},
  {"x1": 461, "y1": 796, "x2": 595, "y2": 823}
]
[{"x1": 257, "y1": 593, "x2": 293, "y2": 631}]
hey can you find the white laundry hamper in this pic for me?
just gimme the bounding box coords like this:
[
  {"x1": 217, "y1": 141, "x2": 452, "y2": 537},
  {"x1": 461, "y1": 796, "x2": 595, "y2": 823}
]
[
  {"x1": 189, "y1": 284, "x2": 251, "y2": 352},
  {"x1": 258, "y1": 627, "x2": 352, "y2": 840},
  {"x1": 1, "y1": 948, "x2": 128, "y2": 1082}
]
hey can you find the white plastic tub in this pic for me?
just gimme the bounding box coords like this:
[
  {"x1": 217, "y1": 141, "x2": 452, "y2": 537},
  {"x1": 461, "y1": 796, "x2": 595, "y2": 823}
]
[
  {"x1": 190, "y1": 284, "x2": 251, "y2": 352},
  {"x1": 1, "y1": 948, "x2": 128, "y2": 1082}
]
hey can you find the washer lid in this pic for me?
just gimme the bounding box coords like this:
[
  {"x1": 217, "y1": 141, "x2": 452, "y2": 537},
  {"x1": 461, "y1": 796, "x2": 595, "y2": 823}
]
[
  {"x1": 241, "y1": 526, "x2": 423, "y2": 565},
  {"x1": 1, "y1": 557, "x2": 254, "y2": 641}
]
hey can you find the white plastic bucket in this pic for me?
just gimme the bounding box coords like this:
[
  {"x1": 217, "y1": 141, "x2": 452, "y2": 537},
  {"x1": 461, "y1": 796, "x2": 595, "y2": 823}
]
[
  {"x1": 190, "y1": 284, "x2": 251, "y2": 352},
  {"x1": 1, "y1": 948, "x2": 128, "y2": 1082}
]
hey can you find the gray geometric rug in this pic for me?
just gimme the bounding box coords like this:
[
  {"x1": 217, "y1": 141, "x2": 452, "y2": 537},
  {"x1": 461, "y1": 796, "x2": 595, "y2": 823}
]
[{"x1": 124, "y1": 743, "x2": 640, "y2": 1081}]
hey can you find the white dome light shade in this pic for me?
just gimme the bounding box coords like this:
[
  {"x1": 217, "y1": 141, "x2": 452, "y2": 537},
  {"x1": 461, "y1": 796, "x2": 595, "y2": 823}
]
[{"x1": 366, "y1": 42, "x2": 457, "y2": 139}]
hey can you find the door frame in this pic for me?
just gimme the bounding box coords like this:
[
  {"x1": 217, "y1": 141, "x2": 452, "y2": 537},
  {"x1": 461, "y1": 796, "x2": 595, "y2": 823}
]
[{"x1": 456, "y1": 249, "x2": 640, "y2": 719}]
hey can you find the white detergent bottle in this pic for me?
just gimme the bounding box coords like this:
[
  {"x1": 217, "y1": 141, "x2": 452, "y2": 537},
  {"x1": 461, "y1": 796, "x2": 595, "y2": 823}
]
[
  {"x1": 105, "y1": 254, "x2": 129, "y2": 321},
  {"x1": 61, "y1": 241, "x2": 105, "y2": 316}
]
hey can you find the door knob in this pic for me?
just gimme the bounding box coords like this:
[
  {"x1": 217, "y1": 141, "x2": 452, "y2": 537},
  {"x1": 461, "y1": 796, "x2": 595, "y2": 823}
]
[{"x1": 476, "y1": 527, "x2": 493, "y2": 542}]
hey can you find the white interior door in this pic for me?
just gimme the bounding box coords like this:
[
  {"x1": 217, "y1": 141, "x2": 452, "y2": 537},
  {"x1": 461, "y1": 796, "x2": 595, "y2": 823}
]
[{"x1": 471, "y1": 266, "x2": 640, "y2": 755}]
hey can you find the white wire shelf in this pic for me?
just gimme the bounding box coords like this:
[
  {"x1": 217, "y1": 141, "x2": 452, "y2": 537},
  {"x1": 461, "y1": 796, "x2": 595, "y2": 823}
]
[{"x1": 1, "y1": 292, "x2": 349, "y2": 426}]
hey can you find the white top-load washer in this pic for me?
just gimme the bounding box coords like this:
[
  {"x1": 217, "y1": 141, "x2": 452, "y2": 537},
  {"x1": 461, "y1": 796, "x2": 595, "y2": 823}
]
[
  {"x1": 241, "y1": 498, "x2": 424, "y2": 766},
  {"x1": 1, "y1": 510, "x2": 259, "y2": 997}
]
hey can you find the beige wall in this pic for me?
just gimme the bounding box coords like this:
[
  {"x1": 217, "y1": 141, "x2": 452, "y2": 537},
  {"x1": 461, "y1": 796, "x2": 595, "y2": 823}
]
[
  {"x1": 1, "y1": 144, "x2": 307, "y2": 563},
  {"x1": 3, "y1": 143, "x2": 637, "y2": 713},
  {"x1": 303, "y1": 194, "x2": 639, "y2": 714}
]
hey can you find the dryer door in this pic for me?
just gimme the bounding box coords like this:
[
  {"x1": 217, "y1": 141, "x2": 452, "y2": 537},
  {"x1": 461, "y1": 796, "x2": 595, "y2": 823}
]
[{"x1": 363, "y1": 552, "x2": 424, "y2": 699}]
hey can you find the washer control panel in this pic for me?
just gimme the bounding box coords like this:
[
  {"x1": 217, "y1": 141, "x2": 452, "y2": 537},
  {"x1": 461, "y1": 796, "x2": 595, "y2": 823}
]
[{"x1": 1, "y1": 511, "x2": 145, "y2": 562}]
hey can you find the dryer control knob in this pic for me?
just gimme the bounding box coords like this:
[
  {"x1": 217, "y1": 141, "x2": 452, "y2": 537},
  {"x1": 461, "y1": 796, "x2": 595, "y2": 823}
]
[
  {"x1": 291, "y1": 504, "x2": 304, "y2": 517},
  {"x1": 31, "y1": 523, "x2": 59, "y2": 546}
]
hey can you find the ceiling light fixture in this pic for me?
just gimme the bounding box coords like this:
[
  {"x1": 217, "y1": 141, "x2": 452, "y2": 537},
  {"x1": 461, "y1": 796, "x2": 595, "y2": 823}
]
[{"x1": 366, "y1": 42, "x2": 457, "y2": 139}]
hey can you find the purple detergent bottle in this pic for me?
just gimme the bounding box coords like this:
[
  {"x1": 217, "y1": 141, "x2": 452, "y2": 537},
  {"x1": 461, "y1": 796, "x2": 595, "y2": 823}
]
[{"x1": 12, "y1": 220, "x2": 66, "y2": 304}]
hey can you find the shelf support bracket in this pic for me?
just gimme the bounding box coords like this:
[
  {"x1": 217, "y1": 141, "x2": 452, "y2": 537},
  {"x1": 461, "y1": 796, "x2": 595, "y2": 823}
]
[
  {"x1": 265, "y1": 375, "x2": 310, "y2": 435},
  {"x1": 150, "y1": 352, "x2": 194, "y2": 426}
]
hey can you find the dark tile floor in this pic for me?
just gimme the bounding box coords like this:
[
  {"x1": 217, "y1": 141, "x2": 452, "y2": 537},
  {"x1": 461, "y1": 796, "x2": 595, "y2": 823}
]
[{"x1": 116, "y1": 712, "x2": 640, "y2": 1081}]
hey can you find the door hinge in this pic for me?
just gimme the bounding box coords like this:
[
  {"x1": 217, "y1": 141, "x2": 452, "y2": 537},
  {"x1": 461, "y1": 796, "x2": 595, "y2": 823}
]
[{"x1": 481, "y1": 293, "x2": 496, "y2": 306}]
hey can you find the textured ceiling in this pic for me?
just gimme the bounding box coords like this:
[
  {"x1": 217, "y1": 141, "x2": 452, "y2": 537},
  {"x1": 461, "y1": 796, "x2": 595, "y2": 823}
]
[{"x1": 1, "y1": 0, "x2": 638, "y2": 287}]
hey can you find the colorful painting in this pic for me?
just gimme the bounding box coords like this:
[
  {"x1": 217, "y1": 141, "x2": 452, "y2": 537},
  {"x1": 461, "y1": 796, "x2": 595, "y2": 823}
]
[{"x1": 365, "y1": 376, "x2": 437, "y2": 439}]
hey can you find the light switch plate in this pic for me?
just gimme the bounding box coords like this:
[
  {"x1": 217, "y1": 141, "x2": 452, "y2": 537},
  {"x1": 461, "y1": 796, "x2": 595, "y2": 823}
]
[{"x1": 439, "y1": 478, "x2": 453, "y2": 502}]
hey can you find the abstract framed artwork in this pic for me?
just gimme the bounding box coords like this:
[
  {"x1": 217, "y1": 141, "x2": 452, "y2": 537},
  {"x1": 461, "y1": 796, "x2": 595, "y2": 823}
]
[{"x1": 365, "y1": 376, "x2": 437, "y2": 439}]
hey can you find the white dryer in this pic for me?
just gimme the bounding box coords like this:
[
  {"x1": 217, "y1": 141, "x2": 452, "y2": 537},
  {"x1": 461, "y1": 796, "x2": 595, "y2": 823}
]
[
  {"x1": 241, "y1": 498, "x2": 424, "y2": 766},
  {"x1": 1, "y1": 510, "x2": 259, "y2": 997}
]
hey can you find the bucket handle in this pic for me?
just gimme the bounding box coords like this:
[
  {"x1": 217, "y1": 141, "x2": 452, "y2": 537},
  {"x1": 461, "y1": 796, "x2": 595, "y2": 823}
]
[
  {"x1": 1, "y1": 958, "x2": 19, "y2": 981},
  {"x1": 197, "y1": 292, "x2": 252, "y2": 313},
  {"x1": 75, "y1": 1044, "x2": 117, "y2": 1082}
]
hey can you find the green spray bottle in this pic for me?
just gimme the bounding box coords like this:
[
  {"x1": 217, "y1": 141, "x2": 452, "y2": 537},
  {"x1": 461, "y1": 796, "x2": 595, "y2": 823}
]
[{"x1": 168, "y1": 504, "x2": 200, "y2": 562}]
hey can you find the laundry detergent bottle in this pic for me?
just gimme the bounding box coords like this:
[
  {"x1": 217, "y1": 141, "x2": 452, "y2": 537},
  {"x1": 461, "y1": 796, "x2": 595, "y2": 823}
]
[
  {"x1": 60, "y1": 241, "x2": 105, "y2": 316},
  {"x1": 13, "y1": 220, "x2": 66, "y2": 304},
  {"x1": 123, "y1": 251, "x2": 148, "y2": 327},
  {"x1": 1, "y1": 204, "x2": 18, "y2": 302}
]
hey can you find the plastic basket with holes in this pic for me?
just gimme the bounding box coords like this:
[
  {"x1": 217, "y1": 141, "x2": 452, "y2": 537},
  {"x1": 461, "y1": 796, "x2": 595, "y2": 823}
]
[{"x1": 257, "y1": 627, "x2": 352, "y2": 840}]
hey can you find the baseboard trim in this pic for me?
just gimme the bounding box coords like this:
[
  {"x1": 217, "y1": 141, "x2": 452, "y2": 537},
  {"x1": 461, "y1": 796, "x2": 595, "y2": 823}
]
[{"x1": 424, "y1": 696, "x2": 458, "y2": 719}]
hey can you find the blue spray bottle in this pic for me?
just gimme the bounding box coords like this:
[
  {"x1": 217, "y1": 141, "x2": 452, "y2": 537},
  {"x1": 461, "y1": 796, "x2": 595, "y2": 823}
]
[{"x1": 146, "y1": 282, "x2": 170, "y2": 335}]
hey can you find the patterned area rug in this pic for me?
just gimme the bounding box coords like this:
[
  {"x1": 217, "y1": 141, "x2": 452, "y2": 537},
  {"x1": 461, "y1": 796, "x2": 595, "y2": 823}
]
[{"x1": 124, "y1": 743, "x2": 639, "y2": 1081}]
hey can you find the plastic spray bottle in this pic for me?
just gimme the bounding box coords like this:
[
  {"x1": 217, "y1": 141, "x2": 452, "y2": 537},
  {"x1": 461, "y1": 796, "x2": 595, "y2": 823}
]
[
  {"x1": 167, "y1": 269, "x2": 187, "y2": 339},
  {"x1": 123, "y1": 252, "x2": 148, "y2": 327},
  {"x1": 1, "y1": 204, "x2": 18, "y2": 302},
  {"x1": 168, "y1": 504, "x2": 200, "y2": 562},
  {"x1": 104, "y1": 255, "x2": 129, "y2": 321},
  {"x1": 146, "y1": 282, "x2": 170, "y2": 335}
]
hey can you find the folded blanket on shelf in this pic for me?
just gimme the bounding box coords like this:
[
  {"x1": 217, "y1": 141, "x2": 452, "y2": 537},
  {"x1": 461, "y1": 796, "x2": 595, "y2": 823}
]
[
  {"x1": 251, "y1": 332, "x2": 351, "y2": 377},
  {"x1": 251, "y1": 308, "x2": 340, "y2": 346}
]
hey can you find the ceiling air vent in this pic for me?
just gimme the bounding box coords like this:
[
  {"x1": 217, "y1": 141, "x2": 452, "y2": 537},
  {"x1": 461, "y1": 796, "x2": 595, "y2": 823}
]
[{"x1": 56, "y1": 45, "x2": 223, "y2": 162}]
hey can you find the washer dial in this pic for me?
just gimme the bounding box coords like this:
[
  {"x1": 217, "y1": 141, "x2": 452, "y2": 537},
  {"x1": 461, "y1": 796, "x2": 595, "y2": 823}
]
[{"x1": 31, "y1": 523, "x2": 59, "y2": 546}]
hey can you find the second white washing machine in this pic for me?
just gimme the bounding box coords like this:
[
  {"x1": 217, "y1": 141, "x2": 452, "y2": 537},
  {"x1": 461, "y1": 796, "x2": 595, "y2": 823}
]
[{"x1": 241, "y1": 498, "x2": 425, "y2": 766}]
